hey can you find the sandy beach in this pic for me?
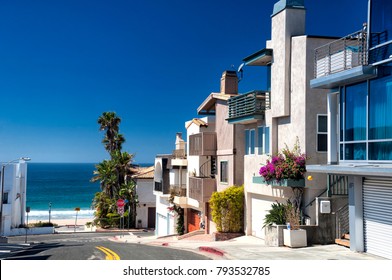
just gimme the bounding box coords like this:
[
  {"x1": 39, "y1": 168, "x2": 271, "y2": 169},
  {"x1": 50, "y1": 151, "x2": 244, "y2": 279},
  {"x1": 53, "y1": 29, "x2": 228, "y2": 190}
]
[{"x1": 29, "y1": 218, "x2": 94, "y2": 227}]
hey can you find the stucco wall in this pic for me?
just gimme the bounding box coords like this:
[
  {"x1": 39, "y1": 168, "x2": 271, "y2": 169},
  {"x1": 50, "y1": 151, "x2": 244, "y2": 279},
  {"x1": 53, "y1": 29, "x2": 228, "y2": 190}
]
[{"x1": 270, "y1": 8, "x2": 305, "y2": 118}]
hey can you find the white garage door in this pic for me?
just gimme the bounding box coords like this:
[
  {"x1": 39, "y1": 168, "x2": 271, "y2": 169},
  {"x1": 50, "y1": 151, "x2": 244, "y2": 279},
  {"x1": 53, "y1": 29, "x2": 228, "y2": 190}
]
[
  {"x1": 363, "y1": 177, "x2": 392, "y2": 259},
  {"x1": 251, "y1": 196, "x2": 273, "y2": 239}
]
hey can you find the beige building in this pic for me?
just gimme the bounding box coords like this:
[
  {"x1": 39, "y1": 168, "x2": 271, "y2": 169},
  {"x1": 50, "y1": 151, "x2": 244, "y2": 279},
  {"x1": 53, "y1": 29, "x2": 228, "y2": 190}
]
[
  {"x1": 186, "y1": 70, "x2": 245, "y2": 234},
  {"x1": 228, "y1": 0, "x2": 335, "y2": 241}
]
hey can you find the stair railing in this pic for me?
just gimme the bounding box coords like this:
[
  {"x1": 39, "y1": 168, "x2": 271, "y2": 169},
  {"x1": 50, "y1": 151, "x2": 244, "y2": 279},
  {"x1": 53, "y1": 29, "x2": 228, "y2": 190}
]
[{"x1": 335, "y1": 204, "x2": 349, "y2": 239}]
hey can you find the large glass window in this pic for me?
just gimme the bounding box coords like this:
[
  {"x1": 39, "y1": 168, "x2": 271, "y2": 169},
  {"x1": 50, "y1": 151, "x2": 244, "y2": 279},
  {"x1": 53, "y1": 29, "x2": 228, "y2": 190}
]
[
  {"x1": 369, "y1": 74, "x2": 392, "y2": 139},
  {"x1": 344, "y1": 83, "x2": 367, "y2": 141},
  {"x1": 340, "y1": 70, "x2": 392, "y2": 161},
  {"x1": 369, "y1": 0, "x2": 392, "y2": 63}
]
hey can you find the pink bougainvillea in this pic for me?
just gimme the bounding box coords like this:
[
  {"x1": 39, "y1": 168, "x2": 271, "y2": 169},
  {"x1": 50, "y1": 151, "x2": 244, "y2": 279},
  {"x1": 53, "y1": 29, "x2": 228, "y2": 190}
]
[{"x1": 259, "y1": 141, "x2": 307, "y2": 181}]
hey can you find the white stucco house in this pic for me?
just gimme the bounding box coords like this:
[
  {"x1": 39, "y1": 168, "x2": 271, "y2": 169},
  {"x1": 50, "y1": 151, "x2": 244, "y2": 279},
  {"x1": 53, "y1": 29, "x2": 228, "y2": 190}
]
[
  {"x1": 132, "y1": 166, "x2": 156, "y2": 229},
  {"x1": 0, "y1": 159, "x2": 29, "y2": 238}
]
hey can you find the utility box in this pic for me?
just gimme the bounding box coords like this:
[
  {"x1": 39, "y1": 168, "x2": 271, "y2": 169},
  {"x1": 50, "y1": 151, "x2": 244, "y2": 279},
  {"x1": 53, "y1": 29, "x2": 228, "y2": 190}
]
[{"x1": 320, "y1": 200, "x2": 331, "y2": 214}]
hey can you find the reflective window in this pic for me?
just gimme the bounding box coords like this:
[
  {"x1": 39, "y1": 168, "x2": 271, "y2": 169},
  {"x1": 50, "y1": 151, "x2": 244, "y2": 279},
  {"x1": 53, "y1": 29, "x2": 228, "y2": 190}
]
[
  {"x1": 369, "y1": 142, "x2": 392, "y2": 160},
  {"x1": 344, "y1": 83, "x2": 367, "y2": 141},
  {"x1": 317, "y1": 115, "x2": 328, "y2": 152},
  {"x1": 369, "y1": 0, "x2": 392, "y2": 63},
  {"x1": 369, "y1": 72, "x2": 392, "y2": 140},
  {"x1": 340, "y1": 70, "x2": 392, "y2": 161}
]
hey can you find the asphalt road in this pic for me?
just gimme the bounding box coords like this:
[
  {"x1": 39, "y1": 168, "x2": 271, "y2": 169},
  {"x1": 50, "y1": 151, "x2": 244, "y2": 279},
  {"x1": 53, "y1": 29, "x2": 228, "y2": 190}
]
[{"x1": 1, "y1": 232, "x2": 211, "y2": 260}]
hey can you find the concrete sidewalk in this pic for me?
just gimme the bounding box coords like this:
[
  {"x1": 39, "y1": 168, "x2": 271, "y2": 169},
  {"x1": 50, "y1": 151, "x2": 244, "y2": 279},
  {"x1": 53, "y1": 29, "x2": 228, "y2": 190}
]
[{"x1": 109, "y1": 232, "x2": 386, "y2": 260}]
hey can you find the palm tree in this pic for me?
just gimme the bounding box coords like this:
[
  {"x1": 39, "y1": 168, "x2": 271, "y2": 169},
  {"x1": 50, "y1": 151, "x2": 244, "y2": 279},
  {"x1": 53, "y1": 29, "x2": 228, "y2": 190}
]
[
  {"x1": 112, "y1": 150, "x2": 135, "y2": 186},
  {"x1": 91, "y1": 159, "x2": 118, "y2": 198},
  {"x1": 98, "y1": 112, "x2": 124, "y2": 155},
  {"x1": 92, "y1": 111, "x2": 138, "y2": 228}
]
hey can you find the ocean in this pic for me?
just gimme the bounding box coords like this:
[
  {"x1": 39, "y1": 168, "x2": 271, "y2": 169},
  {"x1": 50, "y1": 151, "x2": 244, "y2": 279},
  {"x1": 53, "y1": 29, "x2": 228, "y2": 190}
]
[
  {"x1": 26, "y1": 163, "x2": 100, "y2": 221},
  {"x1": 26, "y1": 162, "x2": 153, "y2": 222}
]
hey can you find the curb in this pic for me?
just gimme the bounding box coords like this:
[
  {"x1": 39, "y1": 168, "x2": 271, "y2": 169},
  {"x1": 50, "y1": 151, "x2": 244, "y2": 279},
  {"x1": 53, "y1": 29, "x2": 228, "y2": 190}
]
[{"x1": 198, "y1": 246, "x2": 225, "y2": 257}]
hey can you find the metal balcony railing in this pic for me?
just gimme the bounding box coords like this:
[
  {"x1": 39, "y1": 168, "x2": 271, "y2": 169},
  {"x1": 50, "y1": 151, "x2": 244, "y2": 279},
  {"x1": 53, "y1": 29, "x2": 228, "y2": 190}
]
[
  {"x1": 227, "y1": 90, "x2": 270, "y2": 120},
  {"x1": 314, "y1": 29, "x2": 368, "y2": 78}
]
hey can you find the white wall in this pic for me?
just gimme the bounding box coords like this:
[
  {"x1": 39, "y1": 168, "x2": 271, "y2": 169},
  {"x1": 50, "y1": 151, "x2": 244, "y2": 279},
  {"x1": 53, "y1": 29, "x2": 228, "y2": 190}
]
[
  {"x1": 135, "y1": 178, "x2": 155, "y2": 228},
  {"x1": 1, "y1": 161, "x2": 28, "y2": 236}
]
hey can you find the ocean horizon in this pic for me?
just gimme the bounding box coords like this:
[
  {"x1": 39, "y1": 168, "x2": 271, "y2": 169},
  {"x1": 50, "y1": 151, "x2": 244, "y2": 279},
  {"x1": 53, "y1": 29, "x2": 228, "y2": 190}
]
[{"x1": 26, "y1": 162, "x2": 153, "y2": 221}]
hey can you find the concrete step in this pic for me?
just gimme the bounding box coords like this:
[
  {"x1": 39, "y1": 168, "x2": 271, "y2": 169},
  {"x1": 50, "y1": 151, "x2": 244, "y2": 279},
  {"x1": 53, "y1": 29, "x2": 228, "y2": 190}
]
[
  {"x1": 335, "y1": 238, "x2": 350, "y2": 248},
  {"x1": 343, "y1": 233, "x2": 350, "y2": 240}
]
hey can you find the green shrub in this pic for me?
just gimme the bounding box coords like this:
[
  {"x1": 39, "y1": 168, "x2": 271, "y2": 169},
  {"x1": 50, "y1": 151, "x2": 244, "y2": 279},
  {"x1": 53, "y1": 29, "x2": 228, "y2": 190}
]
[
  {"x1": 29, "y1": 221, "x2": 57, "y2": 228},
  {"x1": 210, "y1": 185, "x2": 244, "y2": 233}
]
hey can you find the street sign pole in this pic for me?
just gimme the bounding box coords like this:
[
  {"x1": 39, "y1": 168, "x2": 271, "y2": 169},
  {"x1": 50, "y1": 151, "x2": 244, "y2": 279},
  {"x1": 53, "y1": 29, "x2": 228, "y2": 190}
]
[{"x1": 74, "y1": 207, "x2": 80, "y2": 233}]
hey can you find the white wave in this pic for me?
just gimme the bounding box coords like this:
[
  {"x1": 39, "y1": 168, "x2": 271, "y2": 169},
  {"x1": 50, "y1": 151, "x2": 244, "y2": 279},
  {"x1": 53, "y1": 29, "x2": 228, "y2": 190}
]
[{"x1": 28, "y1": 209, "x2": 95, "y2": 221}]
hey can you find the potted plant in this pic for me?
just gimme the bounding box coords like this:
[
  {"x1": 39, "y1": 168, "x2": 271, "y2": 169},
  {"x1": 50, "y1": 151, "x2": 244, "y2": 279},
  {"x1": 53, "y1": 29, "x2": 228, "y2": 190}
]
[
  {"x1": 263, "y1": 201, "x2": 287, "y2": 246},
  {"x1": 283, "y1": 201, "x2": 307, "y2": 248}
]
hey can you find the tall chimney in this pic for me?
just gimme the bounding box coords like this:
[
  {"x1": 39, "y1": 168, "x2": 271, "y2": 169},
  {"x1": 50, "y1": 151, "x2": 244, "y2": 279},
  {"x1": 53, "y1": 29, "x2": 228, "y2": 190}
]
[
  {"x1": 175, "y1": 132, "x2": 185, "y2": 151},
  {"x1": 220, "y1": 70, "x2": 238, "y2": 95}
]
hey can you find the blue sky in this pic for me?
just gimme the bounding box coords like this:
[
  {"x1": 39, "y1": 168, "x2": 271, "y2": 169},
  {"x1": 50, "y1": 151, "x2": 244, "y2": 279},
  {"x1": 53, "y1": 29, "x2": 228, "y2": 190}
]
[{"x1": 0, "y1": 0, "x2": 368, "y2": 164}]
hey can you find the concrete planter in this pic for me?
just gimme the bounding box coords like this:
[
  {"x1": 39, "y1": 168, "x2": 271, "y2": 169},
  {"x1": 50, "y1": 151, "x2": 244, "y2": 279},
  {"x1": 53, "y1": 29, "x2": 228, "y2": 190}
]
[
  {"x1": 283, "y1": 228, "x2": 307, "y2": 248},
  {"x1": 9, "y1": 227, "x2": 54, "y2": 236},
  {"x1": 264, "y1": 225, "x2": 286, "y2": 246}
]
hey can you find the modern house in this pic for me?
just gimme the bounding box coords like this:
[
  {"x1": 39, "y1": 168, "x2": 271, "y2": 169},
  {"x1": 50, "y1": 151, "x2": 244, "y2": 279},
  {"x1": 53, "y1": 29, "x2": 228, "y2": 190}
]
[
  {"x1": 131, "y1": 165, "x2": 156, "y2": 229},
  {"x1": 188, "y1": 70, "x2": 245, "y2": 234},
  {"x1": 230, "y1": 0, "x2": 342, "y2": 242},
  {"x1": 153, "y1": 133, "x2": 187, "y2": 236},
  {"x1": 308, "y1": 0, "x2": 392, "y2": 259},
  {"x1": 0, "y1": 159, "x2": 29, "y2": 238}
]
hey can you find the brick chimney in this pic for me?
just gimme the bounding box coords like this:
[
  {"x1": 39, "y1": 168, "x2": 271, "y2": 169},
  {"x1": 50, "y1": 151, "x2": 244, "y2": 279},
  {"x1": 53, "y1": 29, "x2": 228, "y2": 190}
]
[{"x1": 220, "y1": 70, "x2": 238, "y2": 95}]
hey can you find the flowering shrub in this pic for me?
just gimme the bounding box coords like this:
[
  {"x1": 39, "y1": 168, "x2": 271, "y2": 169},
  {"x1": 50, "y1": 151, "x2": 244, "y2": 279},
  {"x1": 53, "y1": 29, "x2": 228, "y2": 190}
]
[{"x1": 259, "y1": 140, "x2": 307, "y2": 182}]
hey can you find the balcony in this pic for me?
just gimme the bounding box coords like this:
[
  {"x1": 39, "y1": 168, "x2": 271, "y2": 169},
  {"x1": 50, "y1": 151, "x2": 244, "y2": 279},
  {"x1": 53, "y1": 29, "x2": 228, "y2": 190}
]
[
  {"x1": 227, "y1": 90, "x2": 270, "y2": 124},
  {"x1": 171, "y1": 149, "x2": 187, "y2": 166},
  {"x1": 170, "y1": 184, "x2": 187, "y2": 197},
  {"x1": 188, "y1": 177, "x2": 216, "y2": 203},
  {"x1": 189, "y1": 132, "x2": 217, "y2": 156},
  {"x1": 311, "y1": 29, "x2": 376, "y2": 89}
]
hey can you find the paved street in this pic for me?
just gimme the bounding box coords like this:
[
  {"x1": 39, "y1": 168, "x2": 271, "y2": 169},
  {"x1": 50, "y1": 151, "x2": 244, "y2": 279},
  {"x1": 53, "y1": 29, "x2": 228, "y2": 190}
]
[{"x1": 1, "y1": 226, "x2": 388, "y2": 260}]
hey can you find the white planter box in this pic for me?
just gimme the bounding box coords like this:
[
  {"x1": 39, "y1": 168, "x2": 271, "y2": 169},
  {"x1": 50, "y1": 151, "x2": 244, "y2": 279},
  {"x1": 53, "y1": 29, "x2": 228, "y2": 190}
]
[{"x1": 283, "y1": 229, "x2": 307, "y2": 248}]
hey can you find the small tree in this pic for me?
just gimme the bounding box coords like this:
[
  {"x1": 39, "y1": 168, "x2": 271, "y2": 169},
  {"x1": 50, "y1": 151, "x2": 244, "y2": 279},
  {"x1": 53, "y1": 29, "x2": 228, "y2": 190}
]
[
  {"x1": 285, "y1": 201, "x2": 301, "y2": 230},
  {"x1": 210, "y1": 185, "x2": 244, "y2": 233}
]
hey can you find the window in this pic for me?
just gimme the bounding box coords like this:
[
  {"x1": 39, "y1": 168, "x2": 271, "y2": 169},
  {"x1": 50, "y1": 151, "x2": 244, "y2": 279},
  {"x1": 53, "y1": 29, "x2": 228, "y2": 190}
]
[
  {"x1": 2, "y1": 192, "x2": 8, "y2": 204},
  {"x1": 369, "y1": 0, "x2": 392, "y2": 63},
  {"x1": 257, "y1": 126, "x2": 270, "y2": 155},
  {"x1": 245, "y1": 129, "x2": 255, "y2": 155},
  {"x1": 220, "y1": 161, "x2": 228, "y2": 183},
  {"x1": 317, "y1": 115, "x2": 327, "y2": 152},
  {"x1": 339, "y1": 71, "x2": 392, "y2": 161}
]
